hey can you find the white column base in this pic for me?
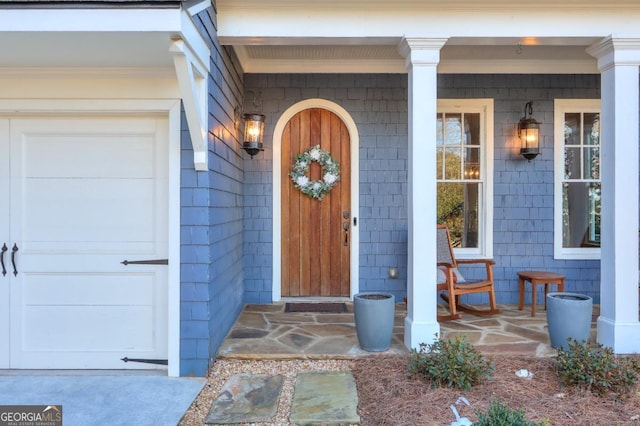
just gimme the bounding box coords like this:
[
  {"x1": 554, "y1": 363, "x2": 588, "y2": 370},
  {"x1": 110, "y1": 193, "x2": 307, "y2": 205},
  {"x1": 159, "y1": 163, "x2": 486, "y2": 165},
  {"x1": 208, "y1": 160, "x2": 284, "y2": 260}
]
[
  {"x1": 404, "y1": 316, "x2": 440, "y2": 350},
  {"x1": 597, "y1": 316, "x2": 640, "y2": 354}
]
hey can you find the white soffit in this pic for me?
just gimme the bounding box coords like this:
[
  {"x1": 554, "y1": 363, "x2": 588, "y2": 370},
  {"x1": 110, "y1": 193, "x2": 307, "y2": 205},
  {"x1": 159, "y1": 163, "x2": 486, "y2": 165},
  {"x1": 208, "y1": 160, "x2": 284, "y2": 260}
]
[
  {"x1": 233, "y1": 43, "x2": 600, "y2": 74},
  {"x1": 0, "y1": 32, "x2": 174, "y2": 68}
]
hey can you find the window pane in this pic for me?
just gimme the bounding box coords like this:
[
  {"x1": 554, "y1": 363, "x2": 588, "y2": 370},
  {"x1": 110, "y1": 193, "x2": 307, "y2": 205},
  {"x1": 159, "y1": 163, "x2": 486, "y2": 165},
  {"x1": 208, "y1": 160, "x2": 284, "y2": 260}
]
[
  {"x1": 465, "y1": 113, "x2": 480, "y2": 146},
  {"x1": 584, "y1": 113, "x2": 600, "y2": 145},
  {"x1": 436, "y1": 147, "x2": 444, "y2": 179},
  {"x1": 444, "y1": 114, "x2": 462, "y2": 145},
  {"x1": 584, "y1": 147, "x2": 600, "y2": 180},
  {"x1": 437, "y1": 182, "x2": 480, "y2": 248},
  {"x1": 562, "y1": 182, "x2": 601, "y2": 248},
  {"x1": 464, "y1": 147, "x2": 480, "y2": 179},
  {"x1": 444, "y1": 147, "x2": 462, "y2": 179},
  {"x1": 436, "y1": 115, "x2": 443, "y2": 146},
  {"x1": 564, "y1": 113, "x2": 580, "y2": 145},
  {"x1": 564, "y1": 147, "x2": 581, "y2": 180}
]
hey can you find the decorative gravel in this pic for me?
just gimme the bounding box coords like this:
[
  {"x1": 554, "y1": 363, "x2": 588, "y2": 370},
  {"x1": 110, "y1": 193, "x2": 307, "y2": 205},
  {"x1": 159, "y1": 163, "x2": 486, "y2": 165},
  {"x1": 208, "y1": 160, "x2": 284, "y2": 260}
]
[{"x1": 179, "y1": 359, "x2": 352, "y2": 426}]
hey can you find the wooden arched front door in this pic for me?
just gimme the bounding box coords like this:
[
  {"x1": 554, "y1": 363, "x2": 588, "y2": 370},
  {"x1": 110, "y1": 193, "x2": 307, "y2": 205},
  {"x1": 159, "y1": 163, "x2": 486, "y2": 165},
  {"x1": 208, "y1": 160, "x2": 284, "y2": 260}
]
[{"x1": 281, "y1": 108, "x2": 351, "y2": 297}]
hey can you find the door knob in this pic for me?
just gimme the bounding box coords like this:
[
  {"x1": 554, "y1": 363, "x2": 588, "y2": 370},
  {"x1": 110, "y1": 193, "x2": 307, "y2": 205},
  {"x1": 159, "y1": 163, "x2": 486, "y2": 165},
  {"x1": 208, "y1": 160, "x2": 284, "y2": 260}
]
[{"x1": 343, "y1": 222, "x2": 350, "y2": 246}]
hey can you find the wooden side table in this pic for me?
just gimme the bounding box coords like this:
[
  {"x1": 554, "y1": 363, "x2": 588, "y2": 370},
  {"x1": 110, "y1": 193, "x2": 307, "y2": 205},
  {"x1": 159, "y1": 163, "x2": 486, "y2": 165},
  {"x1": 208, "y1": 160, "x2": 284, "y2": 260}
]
[{"x1": 517, "y1": 271, "x2": 565, "y2": 317}]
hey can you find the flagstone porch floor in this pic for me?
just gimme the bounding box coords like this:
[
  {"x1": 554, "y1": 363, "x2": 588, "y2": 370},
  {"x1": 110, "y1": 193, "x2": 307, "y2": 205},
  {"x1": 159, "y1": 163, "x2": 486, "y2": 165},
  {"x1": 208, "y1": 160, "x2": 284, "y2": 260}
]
[{"x1": 216, "y1": 302, "x2": 599, "y2": 359}]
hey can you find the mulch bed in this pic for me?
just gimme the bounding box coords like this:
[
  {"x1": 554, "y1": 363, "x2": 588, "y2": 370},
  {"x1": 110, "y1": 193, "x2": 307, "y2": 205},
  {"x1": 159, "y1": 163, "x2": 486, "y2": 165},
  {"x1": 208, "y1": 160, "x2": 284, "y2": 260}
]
[{"x1": 351, "y1": 355, "x2": 640, "y2": 425}]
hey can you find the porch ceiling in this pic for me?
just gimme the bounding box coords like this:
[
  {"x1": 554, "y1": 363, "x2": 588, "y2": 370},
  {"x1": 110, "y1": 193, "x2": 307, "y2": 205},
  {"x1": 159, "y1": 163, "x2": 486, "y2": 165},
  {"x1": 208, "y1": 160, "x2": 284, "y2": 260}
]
[
  {"x1": 217, "y1": 0, "x2": 640, "y2": 74},
  {"x1": 230, "y1": 39, "x2": 601, "y2": 74}
]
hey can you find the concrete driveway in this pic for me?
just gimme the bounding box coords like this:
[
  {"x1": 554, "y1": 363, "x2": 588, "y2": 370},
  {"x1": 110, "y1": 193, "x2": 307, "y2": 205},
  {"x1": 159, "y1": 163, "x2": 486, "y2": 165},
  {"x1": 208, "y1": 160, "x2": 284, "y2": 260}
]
[{"x1": 0, "y1": 372, "x2": 205, "y2": 426}]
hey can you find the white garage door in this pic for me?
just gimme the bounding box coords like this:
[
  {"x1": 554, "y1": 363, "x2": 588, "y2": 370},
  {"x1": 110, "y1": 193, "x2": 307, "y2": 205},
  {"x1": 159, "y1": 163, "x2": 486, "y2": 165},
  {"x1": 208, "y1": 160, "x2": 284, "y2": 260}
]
[{"x1": 0, "y1": 116, "x2": 168, "y2": 369}]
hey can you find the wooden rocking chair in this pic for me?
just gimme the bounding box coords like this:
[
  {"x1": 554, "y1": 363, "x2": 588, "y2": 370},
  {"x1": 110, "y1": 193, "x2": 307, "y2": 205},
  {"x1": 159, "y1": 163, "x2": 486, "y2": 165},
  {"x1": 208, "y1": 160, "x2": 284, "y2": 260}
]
[{"x1": 437, "y1": 225, "x2": 501, "y2": 321}]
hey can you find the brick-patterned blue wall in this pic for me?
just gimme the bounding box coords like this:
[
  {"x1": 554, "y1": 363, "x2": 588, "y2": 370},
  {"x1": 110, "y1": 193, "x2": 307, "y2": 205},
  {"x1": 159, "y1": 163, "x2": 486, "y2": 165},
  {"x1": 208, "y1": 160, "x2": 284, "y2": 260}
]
[
  {"x1": 243, "y1": 73, "x2": 602, "y2": 306},
  {"x1": 180, "y1": 6, "x2": 246, "y2": 377}
]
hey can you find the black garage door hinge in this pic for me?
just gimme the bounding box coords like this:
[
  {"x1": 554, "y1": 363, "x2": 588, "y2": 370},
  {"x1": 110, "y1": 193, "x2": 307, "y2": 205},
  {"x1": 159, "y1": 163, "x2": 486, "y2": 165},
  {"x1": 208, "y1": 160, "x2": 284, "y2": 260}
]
[
  {"x1": 121, "y1": 357, "x2": 168, "y2": 365},
  {"x1": 120, "y1": 259, "x2": 168, "y2": 266}
]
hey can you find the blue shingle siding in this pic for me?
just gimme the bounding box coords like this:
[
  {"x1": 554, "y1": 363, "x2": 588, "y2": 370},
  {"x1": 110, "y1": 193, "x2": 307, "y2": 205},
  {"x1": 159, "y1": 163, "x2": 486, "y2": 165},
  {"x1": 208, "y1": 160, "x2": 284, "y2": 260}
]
[
  {"x1": 243, "y1": 73, "x2": 601, "y2": 306},
  {"x1": 179, "y1": 5, "x2": 245, "y2": 377}
]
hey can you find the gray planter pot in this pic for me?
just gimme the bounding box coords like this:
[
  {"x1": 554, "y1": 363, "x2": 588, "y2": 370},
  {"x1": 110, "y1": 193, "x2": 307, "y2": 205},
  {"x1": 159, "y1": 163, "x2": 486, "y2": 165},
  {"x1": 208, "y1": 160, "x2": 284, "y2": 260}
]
[
  {"x1": 353, "y1": 292, "x2": 395, "y2": 352},
  {"x1": 546, "y1": 292, "x2": 593, "y2": 351}
]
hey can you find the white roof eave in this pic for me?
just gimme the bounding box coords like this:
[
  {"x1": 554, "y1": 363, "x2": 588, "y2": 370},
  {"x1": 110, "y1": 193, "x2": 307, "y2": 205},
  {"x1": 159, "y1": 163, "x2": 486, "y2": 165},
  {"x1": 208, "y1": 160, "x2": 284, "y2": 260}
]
[{"x1": 0, "y1": 7, "x2": 211, "y2": 171}]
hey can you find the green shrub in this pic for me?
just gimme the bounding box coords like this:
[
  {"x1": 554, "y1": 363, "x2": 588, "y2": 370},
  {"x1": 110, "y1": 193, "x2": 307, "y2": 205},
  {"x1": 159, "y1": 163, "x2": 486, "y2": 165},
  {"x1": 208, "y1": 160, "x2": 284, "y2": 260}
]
[
  {"x1": 407, "y1": 334, "x2": 493, "y2": 391},
  {"x1": 474, "y1": 399, "x2": 546, "y2": 426},
  {"x1": 554, "y1": 338, "x2": 640, "y2": 399}
]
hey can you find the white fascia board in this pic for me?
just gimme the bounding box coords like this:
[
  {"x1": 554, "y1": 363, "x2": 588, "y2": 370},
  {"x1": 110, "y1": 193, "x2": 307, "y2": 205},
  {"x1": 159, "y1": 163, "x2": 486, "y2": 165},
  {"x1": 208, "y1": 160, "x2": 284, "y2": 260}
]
[
  {"x1": 217, "y1": 7, "x2": 640, "y2": 40},
  {"x1": 186, "y1": 0, "x2": 212, "y2": 16},
  {"x1": 0, "y1": 9, "x2": 182, "y2": 32},
  {"x1": 179, "y1": 9, "x2": 211, "y2": 73}
]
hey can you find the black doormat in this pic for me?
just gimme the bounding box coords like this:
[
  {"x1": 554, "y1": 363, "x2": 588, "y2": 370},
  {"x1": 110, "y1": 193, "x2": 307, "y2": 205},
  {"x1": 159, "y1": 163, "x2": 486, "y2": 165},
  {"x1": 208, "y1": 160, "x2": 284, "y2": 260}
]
[{"x1": 284, "y1": 302, "x2": 347, "y2": 313}]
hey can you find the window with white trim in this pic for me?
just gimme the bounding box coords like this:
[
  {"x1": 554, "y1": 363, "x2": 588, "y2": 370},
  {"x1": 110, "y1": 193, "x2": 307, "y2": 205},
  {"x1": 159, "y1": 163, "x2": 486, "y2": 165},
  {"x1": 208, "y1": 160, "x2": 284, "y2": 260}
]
[
  {"x1": 554, "y1": 99, "x2": 601, "y2": 259},
  {"x1": 437, "y1": 99, "x2": 494, "y2": 258}
]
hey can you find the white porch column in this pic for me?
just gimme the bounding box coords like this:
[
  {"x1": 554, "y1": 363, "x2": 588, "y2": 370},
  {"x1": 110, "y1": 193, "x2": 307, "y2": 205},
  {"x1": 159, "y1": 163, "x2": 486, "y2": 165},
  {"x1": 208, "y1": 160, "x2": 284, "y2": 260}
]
[
  {"x1": 399, "y1": 37, "x2": 448, "y2": 350},
  {"x1": 587, "y1": 37, "x2": 640, "y2": 353}
]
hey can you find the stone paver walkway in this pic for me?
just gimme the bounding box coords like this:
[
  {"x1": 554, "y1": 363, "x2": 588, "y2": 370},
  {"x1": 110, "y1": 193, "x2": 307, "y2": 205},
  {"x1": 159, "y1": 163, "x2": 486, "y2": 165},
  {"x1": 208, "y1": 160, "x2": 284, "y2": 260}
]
[
  {"x1": 205, "y1": 371, "x2": 360, "y2": 425},
  {"x1": 290, "y1": 372, "x2": 360, "y2": 425},
  {"x1": 205, "y1": 374, "x2": 284, "y2": 424}
]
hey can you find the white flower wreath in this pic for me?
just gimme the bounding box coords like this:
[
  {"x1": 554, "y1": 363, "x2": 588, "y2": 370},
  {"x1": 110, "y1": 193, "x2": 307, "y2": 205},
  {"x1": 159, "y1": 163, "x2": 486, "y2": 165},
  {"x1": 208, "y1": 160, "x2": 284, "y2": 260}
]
[{"x1": 290, "y1": 145, "x2": 340, "y2": 200}]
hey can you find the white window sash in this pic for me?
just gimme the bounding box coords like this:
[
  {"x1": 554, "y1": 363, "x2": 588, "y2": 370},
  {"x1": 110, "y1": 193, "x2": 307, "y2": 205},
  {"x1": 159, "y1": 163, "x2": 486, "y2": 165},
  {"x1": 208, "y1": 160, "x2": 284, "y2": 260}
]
[
  {"x1": 553, "y1": 99, "x2": 602, "y2": 260},
  {"x1": 437, "y1": 99, "x2": 494, "y2": 259}
]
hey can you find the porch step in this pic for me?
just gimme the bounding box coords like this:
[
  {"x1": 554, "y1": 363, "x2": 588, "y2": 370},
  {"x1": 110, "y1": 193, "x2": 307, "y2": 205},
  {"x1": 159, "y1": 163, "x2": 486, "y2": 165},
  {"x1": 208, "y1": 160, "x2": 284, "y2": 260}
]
[{"x1": 205, "y1": 371, "x2": 360, "y2": 425}]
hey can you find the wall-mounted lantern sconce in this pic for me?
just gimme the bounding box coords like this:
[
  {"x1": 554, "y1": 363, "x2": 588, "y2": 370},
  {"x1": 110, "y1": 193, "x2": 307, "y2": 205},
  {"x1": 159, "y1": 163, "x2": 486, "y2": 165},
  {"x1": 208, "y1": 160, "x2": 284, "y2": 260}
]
[
  {"x1": 242, "y1": 113, "x2": 265, "y2": 158},
  {"x1": 518, "y1": 101, "x2": 541, "y2": 161}
]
